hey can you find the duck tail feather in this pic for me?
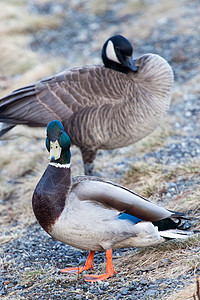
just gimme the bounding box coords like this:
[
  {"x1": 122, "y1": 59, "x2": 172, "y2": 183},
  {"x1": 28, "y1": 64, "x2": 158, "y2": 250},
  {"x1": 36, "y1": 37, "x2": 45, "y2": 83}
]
[
  {"x1": 153, "y1": 216, "x2": 192, "y2": 231},
  {"x1": 159, "y1": 229, "x2": 194, "y2": 239}
]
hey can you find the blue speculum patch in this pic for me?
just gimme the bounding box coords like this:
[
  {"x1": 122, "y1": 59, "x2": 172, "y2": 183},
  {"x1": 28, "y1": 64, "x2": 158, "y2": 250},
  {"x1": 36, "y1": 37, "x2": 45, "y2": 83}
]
[{"x1": 118, "y1": 212, "x2": 142, "y2": 224}]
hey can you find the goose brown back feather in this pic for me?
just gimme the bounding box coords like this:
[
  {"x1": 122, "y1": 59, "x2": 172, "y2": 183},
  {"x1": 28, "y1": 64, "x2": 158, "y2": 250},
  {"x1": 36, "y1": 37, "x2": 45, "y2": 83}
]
[{"x1": 0, "y1": 53, "x2": 173, "y2": 171}]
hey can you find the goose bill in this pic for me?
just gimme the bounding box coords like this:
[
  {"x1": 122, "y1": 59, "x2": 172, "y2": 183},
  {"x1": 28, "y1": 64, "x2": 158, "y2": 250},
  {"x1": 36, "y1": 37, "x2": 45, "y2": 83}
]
[
  {"x1": 49, "y1": 140, "x2": 62, "y2": 161},
  {"x1": 124, "y1": 57, "x2": 138, "y2": 72}
]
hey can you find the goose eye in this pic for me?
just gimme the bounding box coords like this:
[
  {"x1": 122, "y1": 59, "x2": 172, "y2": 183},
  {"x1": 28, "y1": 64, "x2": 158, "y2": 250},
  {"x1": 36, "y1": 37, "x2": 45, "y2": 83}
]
[
  {"x1": 115, "y1": 46, "x2": 121, "y2": 53},
  {"x1": 115, "y1": 47, "x2": 125, "y2": 59}
]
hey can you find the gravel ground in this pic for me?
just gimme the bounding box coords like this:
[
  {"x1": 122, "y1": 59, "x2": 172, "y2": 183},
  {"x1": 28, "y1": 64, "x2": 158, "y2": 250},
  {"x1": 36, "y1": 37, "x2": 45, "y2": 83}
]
[
  {"x1": 1, "y1": 0, "x2": 200, "y2": 299},
  {"x1": 1, "y1": 225, "x2": 199, "y2": 300}
]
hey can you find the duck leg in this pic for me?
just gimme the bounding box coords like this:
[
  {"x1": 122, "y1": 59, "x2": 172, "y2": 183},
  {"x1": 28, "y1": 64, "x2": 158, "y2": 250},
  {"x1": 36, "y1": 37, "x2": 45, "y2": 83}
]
[
  {"x1": 60, "y1": 251, "x2": 95, "y2": 274},
  {"x1": 84, "y1": 249, "x2": 117, "y2": 282}
]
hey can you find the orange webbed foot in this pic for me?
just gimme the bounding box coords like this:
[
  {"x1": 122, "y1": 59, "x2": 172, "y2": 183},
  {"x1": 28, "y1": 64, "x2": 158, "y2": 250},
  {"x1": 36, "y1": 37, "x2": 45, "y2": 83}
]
[
  {"x1": 84, "y1": 249, "x2": 117, "y2": 282},
  {"x1": 60, "y1": 249, "x2": 116, "y2": 282},
  {"x1": 84, "y1": 269, "x2": 117, "y2": 282},
  {"x1": 60, "y1": 266, "x2": 92, "y2": 274},
  {"x1": 60, "y1": 251, "x2": 95, "y2": 274}
]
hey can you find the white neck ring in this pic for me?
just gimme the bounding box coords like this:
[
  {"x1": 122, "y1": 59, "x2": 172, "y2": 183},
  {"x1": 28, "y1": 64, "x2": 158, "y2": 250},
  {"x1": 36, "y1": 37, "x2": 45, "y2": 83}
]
[{"x1": 49, "y1": 162, "x2": 70, "y2": 169}]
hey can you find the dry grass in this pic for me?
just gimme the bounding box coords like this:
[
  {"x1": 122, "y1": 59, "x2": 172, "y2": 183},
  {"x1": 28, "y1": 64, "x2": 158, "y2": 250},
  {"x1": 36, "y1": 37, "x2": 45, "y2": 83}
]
[
  {"x1": 112, "y1": 236, "x2": 200, "y2": 299},
  {"x1": 120, "y1": 0, "x2": 183, "y2": 40},
  {"x1": 0, "y1": 133, "x2": 46, "y2": 236},
  {"x1": 115, "y1": 236, "x2": 200, "y2": 277},
  {"x1": 87, "y1": 0, "x2": 147, "y2": 15},
  {"x1": 0, "y1": 7, "x2": 63, "y2": 35},
  {"x1": 169, "y1": 275, "x2": 200, "y2": 300},
  {"x1": 173, "y1": 73, "x2": 200, "y2": 105},
  {"x1": 123, "y1": 157, "x2": 200, "y2": 198},
  {"x1": 0, "y1": 0, "x2": 66, "y2": 96}
]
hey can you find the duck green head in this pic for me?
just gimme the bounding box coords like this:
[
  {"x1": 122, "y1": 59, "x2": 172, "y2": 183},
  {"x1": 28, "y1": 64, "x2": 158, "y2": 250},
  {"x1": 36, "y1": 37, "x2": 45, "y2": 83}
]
[{"x1": 46, "y1": 120, "x2": 71, "y2": 165}]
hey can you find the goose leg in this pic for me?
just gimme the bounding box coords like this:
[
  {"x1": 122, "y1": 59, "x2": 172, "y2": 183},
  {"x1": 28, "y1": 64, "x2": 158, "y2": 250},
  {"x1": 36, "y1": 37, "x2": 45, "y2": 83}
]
[
  {"x1": 84, "y1": 163, "x2": 95, "y2": 176},
  {"x1": 80, "y1": 147, "x2": 97, "y2": 175},
  {"x1": 84, "y1": 249, "x2": 117, "y2": 282},
  {"x1": 60, "y1": 251, "x2": 95, "y2": 274}
]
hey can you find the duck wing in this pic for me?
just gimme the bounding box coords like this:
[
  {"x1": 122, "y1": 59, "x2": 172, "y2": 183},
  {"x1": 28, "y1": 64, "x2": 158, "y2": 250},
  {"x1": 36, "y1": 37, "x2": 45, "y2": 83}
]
[{"x1": 71, "y1": 176, "x2": 181, "y2": 222}]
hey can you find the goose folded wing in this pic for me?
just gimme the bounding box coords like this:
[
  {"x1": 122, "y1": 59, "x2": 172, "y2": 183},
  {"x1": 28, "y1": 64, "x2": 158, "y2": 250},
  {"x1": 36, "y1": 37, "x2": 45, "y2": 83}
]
[
  {"x1": 0, "y1": 74, "x2": 74, "y2": 126},
  {"x1": 0, "y1": 66, "x2": 125, "y2": 127}
]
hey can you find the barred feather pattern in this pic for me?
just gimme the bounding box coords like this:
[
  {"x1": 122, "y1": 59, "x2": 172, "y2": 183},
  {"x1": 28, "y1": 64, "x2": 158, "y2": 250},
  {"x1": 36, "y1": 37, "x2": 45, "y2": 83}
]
[{"x1": 0, "y1": 53, "x2": 173, "y2": 164}]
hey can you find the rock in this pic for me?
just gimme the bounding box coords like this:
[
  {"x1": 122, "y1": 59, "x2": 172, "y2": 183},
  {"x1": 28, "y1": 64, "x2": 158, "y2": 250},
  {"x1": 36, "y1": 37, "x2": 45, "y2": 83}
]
[{"x1": 144, "y1": 289, "x2": 159, "y2": 298}]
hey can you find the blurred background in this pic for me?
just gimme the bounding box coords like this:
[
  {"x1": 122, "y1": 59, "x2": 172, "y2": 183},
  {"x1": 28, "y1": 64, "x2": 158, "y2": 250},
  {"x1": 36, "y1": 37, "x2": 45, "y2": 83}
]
[{"x1": 0, "y1": 0, "x2": 199, "y2": 94}]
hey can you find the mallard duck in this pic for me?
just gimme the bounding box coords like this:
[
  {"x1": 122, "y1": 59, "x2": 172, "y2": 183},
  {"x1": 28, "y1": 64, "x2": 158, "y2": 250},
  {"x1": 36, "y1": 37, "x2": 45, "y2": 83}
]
[
  {"x1": 32, "y1": 120, "x2": 192, "y2": 282},
  {"x1": 0, "y1": 35, "x2": 174, "y2": 175}
]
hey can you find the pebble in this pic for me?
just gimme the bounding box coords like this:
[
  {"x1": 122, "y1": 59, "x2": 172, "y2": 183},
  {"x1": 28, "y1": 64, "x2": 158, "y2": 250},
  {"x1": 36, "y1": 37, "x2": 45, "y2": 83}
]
[
  {"x1": 74, "y1": 295, "x2": 82, "y2": 300},
  {"x1": 120, "y1": 287, "x2": 129, "y2": 295},
  {"x1": 144, "y1": 289, "x2": 159, "y2": 298}
]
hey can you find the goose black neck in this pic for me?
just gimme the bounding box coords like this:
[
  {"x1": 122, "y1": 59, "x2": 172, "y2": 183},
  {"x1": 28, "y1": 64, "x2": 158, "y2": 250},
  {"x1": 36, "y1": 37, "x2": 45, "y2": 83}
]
[
  {"x1": 102, "y1": 55, "x2": 131, "y2": 74},
  {"x1": 104, "y1": 60, "x2": 131, "y2": 74},
  {"x1": 102, "y1": 44, "x2": 131, "y2": 74}
]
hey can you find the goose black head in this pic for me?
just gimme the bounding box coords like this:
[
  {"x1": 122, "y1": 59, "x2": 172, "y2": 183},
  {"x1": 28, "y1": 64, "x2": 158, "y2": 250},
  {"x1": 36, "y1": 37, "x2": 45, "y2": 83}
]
[
  {"x1": 46, "y1": 120, "x2": 71, "y2": 164},
  {"x1": 102, "y1": 35, "x2": 138, "y2": 74}
]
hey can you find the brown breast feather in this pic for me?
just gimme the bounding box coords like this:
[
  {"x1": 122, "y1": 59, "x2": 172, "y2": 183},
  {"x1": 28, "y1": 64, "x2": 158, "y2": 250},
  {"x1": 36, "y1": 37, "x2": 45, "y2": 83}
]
[{"x1": 32, "y1": 165, "x2": 71, "y2": 232}]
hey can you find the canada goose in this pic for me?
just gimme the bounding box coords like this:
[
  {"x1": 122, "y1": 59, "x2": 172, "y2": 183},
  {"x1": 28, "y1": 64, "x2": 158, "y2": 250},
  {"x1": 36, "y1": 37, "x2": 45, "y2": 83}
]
[
  {"x1": 0, "y1": 35, "x2": 174, "y2": 175},
  {"x1": 32, "y1": 120, "x2": 192, "y2": 282}
]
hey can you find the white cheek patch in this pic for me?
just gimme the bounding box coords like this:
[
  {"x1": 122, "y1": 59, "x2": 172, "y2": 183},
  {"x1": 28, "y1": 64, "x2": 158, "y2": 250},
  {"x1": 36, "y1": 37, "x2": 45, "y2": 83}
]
[{"x1": 106, "y1": 40, "x2": 121, "y2": 64}]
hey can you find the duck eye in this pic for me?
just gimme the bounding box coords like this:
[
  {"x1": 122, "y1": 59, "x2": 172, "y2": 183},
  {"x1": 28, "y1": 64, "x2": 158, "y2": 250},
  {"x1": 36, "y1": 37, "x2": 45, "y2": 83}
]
[{"x1": 60, "y1": 131, "x2": 63, "y2": 135}]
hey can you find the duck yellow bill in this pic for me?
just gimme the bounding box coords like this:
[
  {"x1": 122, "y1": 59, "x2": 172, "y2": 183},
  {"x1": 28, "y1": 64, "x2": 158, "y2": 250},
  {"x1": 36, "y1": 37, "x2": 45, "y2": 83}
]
[{"x1": 49, "y1": 140, "x2": 61, "y2": 161}]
